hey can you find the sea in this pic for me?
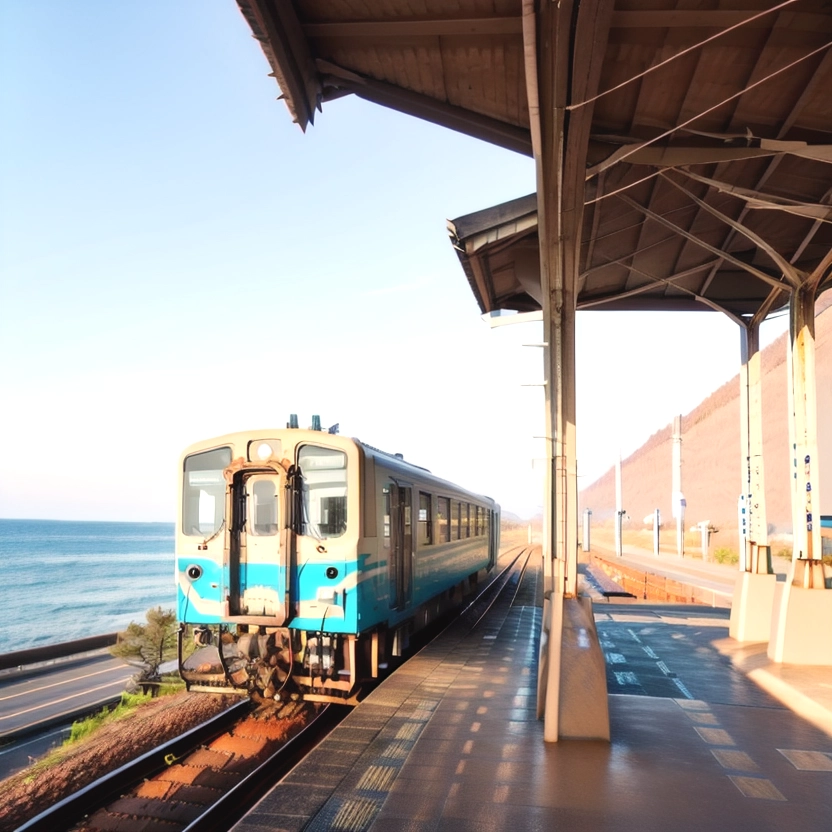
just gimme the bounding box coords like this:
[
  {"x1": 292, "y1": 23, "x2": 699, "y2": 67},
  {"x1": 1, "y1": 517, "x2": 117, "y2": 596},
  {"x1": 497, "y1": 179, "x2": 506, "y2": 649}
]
[{"x1": 0, "y1": 518, "x2": 175, "y2": 654}]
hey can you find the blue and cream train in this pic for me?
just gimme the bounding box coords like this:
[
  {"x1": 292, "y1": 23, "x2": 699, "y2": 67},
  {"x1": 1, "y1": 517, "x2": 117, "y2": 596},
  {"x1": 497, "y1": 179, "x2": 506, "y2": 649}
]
[{"x1": 176, "y1": 421, "x2": 500, "y2": 703}]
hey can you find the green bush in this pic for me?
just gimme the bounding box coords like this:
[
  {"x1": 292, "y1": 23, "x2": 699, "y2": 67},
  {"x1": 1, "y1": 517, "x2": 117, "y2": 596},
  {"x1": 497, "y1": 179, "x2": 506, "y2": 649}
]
[{"x1": 713, "y1": 547, "x2": 739, "y2": 565}]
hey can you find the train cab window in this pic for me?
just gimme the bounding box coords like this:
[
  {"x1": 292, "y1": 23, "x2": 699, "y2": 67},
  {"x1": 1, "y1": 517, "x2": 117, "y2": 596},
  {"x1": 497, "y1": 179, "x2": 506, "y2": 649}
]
[
  {"x1": 250, "y1": 479, "x2": 278, "y2": 536},
  {"x1": 437, "y1": 497, "x2": 450, "y2": 543},
  {"x1": 418, "y1": 492, "x2": 433, "y2": 545},
  {"x1": 297, "y1": 445, "x2": 348, "y2": 538},
  {"x1": 450, "y1": 499, "x2": 460, "y2": 541},
  {"x1": 183, "y1": 446, "x2": 232, "y2": 537}
]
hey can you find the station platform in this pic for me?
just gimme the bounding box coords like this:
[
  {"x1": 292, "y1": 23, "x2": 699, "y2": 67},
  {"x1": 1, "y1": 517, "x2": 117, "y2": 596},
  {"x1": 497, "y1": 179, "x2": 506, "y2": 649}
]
[
  {"x1": 233, "y1": 548, "x2": 832, "y2": 832},
  {"x1": 586, "y1": 539, "x2": 791, "y2": 606}
]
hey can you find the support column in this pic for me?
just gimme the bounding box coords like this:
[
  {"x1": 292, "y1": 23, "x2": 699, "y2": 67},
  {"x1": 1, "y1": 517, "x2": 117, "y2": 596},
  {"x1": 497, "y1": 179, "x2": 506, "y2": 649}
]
[
  {"x1": 730, "y1": 321, "x2": 776, "y2": 642},
  {"x1": 768, "y1": 284, "x2": 832, "y2": 664},
  {"x1": 528, "y1": 0, "x2": 609, "y2": 741}
]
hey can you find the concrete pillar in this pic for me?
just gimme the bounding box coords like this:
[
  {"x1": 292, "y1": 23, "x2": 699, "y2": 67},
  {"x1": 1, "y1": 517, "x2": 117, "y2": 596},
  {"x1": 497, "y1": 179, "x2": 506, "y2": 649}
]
[
  {"x1": 768, "y1": 284, "x2": 832, "y2": 665},
  {"x1": 730, "y1": 321, "x2": 777, "y2": 643}
]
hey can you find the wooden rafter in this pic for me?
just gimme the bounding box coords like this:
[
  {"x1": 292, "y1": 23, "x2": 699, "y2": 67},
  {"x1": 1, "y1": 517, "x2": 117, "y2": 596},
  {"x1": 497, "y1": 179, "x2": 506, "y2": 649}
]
[
  {"x1": 302, "y1": 18, "x2": 523, "y2": 38},
  {"x1": 617, "y1": 193, "x2": 789, "y2": 292},
  {"x1": 579, "y1": 260, "x2": 746, "y2": 325},
  {"x1": 660, "y1": 173, "x2": 802, "y2": 286}
]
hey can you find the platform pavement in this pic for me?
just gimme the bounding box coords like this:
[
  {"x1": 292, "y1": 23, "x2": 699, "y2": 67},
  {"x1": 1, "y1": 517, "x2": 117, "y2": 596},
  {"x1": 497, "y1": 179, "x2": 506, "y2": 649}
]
[
  {"x1": 233, "y1": 549, "x2": 832, "y2": 832},
  {"x1": 582, "y1": 542, "x2": 832, "y2": 739},
  {"x1": 586, "y1": 538, "x2": 790, "y2": 598}
]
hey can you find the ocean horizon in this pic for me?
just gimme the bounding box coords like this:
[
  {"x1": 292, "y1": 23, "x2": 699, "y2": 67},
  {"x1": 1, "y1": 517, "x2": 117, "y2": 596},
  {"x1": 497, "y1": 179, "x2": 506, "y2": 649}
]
[{"x1": 0, "y1": 518, "x2": 175, "y2": 653}]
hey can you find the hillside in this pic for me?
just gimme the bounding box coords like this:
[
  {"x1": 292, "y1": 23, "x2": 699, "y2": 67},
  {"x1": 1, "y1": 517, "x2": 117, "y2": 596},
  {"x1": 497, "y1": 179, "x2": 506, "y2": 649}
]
[{"x1": 579, "y1": 293, "x2": 832, "y2": 551}]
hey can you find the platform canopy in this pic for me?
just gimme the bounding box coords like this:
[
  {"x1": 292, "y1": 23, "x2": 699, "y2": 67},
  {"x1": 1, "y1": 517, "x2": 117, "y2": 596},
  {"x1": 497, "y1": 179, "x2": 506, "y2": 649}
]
[{"x1": 238, "y1": 0, "x2": 832, "y2": 323}]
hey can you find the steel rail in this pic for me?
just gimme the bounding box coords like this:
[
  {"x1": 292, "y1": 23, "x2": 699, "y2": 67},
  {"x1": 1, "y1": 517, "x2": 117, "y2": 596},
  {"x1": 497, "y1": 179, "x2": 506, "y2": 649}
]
[
  {"x1": 182, "y1": 704, "x2": 349, "y2": 832},
  {"x1": 459, "y1": 545, "x2": 532, "y2": 632},
  {"x1": 16, "y1": 698, "x2": 252, "y2": 832},
  {"x1": 16, "y1": 549, "x2": 528, "y2": 831}
]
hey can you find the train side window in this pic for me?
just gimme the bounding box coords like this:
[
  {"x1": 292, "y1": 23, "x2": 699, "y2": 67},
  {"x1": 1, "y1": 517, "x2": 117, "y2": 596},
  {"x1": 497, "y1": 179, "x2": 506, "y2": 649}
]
[
  {"x1": 437, "y1": 497, "x2": 450, "y2": 543},
  {"x1": 418, "y1": 492, "x2": 433, "y2": 545},
  {"x1": 297, "y1": 445, "x2": 348, "y2": 538},
  {"x1": 382, "y1": 487, "x2": 391, "y2": 547},
  {"x1": 182, "y1": 446, "x2": 232, "y2": 537},
  {"x1": 450, "y1": 499, "x2": 460, "y2": 541},
  {"x1": 462, "y1": 504, "x2": 470, "y2": 538}
]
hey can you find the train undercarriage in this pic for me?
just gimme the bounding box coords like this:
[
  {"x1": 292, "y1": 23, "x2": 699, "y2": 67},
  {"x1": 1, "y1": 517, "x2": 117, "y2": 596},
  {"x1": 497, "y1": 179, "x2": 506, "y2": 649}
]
[
  {"x1": 179, "y1": 573, "x2": 485, "y2": 704},
  {"x1": 178, "y1": 623, "x2": 388, "y2": 705}
]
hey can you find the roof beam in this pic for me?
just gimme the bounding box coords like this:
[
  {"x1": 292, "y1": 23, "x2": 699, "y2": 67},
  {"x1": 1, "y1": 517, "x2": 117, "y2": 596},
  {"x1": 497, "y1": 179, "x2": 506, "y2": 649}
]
[
  {"x1": 302, "y1": 18, "x2": 523, "y2": 38},
  {"x1": 579, "y1": 260, "x2": 745, "y2": 325},
  {"x1": 697, "y1": 40, "x2": 832, "y2": 303},
  {"x1": 672, "y1": 168, "x2": 832, "y2": 222},
  {"x1": 299, "y1": 9, "x2": 832, "y2": 38},
  {"x1": 316, "y1": 60, "x2": 532, "y2": 156},
  {"x1": 659, "y1": 173, "x2": 802, "y2": 286},
  {"x1": 611, "y1": 10, "x2": 832, "y2": 32},
  {"x1": 617, "y1": 193, "x2": 790, "y2": 292}
]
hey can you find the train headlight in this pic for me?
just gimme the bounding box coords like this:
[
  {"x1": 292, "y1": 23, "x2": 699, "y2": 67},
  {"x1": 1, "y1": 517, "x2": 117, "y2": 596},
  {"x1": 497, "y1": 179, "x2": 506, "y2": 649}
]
[
  {"x1": 187, "y1": 564, "x2": 203, "y2": 581},
  {"x1": 326, "y1": 567, "x2": 338, "y2": 579},
  {"x1": 256, "y1": 442, "x2": 273, "y2": 460}
]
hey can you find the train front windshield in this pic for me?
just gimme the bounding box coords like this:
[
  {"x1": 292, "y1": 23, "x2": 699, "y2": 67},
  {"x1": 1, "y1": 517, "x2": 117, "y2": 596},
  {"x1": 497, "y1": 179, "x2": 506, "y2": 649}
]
[
  {"x1": 182, "y1": 447, "x2": 231, "y2": 536},
  {"x1": 297, "y1": 445, "x2": 348, "y2": 539}
]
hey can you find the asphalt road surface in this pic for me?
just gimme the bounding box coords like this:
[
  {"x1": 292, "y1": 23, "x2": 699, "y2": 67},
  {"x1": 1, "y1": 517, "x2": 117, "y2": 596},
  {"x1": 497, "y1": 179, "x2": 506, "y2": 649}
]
[{"x1": 0, "y1": 652, "x2": 133, "y2": 778}]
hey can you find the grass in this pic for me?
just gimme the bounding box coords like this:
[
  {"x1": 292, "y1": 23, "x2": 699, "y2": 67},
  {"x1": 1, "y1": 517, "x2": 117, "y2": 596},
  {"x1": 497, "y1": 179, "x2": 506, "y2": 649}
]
[
  {"x1": 14, "y1": 676, "x2": 188, "y2": 784},
  {"x1": 65, "y1": 675, "x2": 186, "y2": 746},
  {"x1": 65, "y1": 692, "x2": 152, "y2": 744}
]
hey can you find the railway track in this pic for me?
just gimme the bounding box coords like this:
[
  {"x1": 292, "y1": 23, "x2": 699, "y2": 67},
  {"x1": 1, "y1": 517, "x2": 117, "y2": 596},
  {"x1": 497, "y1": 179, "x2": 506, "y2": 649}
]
[
  {"x1": 17, "y1": 700, "x2": 347, "y2": 832},
  {"x1": 14, "y1": 547, "x2": 533, "y2": 832}
]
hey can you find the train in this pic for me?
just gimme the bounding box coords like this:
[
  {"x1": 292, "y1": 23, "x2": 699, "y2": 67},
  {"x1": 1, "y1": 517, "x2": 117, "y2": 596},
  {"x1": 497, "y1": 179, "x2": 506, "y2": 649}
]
[{"x1": 176, "y1": 419, "x2": 500, "y2": 703}]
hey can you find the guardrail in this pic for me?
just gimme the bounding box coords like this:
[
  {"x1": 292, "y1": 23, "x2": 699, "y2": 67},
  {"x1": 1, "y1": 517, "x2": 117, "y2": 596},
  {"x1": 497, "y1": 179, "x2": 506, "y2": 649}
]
[
  {"x1": 0, "y1": 634, "x2": 118, "y2": 672},
  {"x1": 589, "y1": 552, "x2": 732, "y2": 608}
]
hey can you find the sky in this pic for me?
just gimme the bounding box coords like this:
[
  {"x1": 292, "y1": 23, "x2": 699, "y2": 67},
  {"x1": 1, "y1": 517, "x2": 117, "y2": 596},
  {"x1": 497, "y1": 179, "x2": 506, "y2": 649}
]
[{"x1": 0, "y1": 1, "x2": 789, "y2": 523}]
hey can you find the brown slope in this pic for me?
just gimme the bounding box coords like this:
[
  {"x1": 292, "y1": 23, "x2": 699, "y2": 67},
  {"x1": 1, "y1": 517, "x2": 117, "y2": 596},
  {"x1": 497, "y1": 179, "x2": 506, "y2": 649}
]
[{"x1": 579, "y1": 293, "x2": 832, "y2": 550}]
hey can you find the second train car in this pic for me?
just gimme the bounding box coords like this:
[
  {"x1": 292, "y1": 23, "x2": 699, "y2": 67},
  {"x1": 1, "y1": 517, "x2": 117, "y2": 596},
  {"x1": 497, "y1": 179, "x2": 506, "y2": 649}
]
[{"x1": 176, "y1": 421, "x2": 500, "y2": 703}]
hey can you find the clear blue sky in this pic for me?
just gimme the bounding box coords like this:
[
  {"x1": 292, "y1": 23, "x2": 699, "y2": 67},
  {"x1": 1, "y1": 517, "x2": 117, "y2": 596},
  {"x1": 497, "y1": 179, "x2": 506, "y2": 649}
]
[{"x1": 0, "y1": 1, "x2": 787, "y2": 522}]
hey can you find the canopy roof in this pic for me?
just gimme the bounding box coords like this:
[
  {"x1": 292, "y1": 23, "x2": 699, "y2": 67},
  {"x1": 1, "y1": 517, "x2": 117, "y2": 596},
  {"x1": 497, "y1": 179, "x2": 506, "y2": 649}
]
[{"x1": 238, "y1": 0, "x2": 832, "y2": 321}]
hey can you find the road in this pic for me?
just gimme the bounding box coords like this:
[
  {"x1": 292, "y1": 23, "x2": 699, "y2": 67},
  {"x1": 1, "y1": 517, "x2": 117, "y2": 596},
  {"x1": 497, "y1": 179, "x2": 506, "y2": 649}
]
[{"x1": 0, "y1": 652, "x2": 134, "y2": 775}]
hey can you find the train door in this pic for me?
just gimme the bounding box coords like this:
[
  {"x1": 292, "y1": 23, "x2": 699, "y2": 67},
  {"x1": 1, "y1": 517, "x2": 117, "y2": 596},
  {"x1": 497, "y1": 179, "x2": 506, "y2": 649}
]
[
  {"x1": 389, "y1": 484, "x2": 413, "y2": 610},
  {"x1": 229, "y1": 471, "x2": 286, "y2": 620},
  {"x1": 489, "y1": 509, "x2": 498, "y2": 569}
]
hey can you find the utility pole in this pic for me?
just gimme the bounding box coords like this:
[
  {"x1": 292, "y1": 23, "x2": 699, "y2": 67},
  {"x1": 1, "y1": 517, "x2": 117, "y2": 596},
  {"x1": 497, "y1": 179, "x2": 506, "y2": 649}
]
[{"x1": 672, "y1": 415, "x2": 685, "y2": 557}]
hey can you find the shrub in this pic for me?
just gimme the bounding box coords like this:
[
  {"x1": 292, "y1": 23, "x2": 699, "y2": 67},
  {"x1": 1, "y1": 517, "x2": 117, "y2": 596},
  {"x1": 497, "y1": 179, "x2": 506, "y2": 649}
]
[{"x1": 712, "y1": 547, "x2": 739, "y2": 565}]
